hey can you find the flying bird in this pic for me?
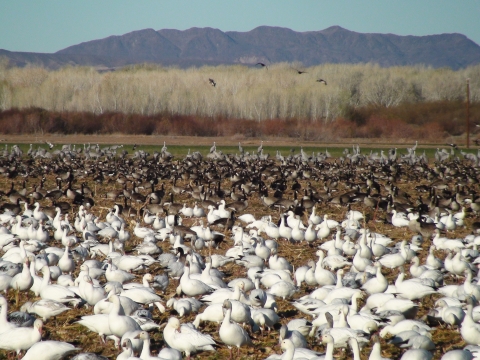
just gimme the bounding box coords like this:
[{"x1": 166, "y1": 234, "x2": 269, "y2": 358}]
[
  {"x1": 256, "y1": 62, "x2": 268, "y2": 69},
  {"x1": 294, "y1": 69, "x2": 307, "y2": 74},
  {"x1": 447, "y1": 143, "x2": 458, "y2": 149},
  {"x1": 44, "y1": 141, "x2": 54, "y2": 150},
  {"x1": 209, "y1": 78, "x2": 216, "y2": 87},
  {"x1": 316, "y1": 79, "x2": 327, "y2": 85}
]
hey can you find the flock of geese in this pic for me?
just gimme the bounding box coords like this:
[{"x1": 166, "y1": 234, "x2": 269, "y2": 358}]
[{"x1": 0, "y1": 140, "x2": 480, "y2": 359}]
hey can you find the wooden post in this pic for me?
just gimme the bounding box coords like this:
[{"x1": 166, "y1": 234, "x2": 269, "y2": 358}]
[{"x1": 467, "y1": 78, "x2": 470, "y2": 148}]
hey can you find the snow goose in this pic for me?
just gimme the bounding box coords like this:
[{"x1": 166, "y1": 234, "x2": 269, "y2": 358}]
[
  {"x1": 278, "y1": 324, "x2": 307, "y2": 348},
  {"x1": 400, "y1": 349, "x2": 433, "y2": 360},
  {"x1": 314, "y1": 251, "x2": 336, "y2": 286},
  {"x1": 451, "y1": 248, "x2": 476, "y2": 276},
  {"x1": 394, "y1": 267, "x2": 437, "y2": 301},
  {"x1": 133, "y1": 221, "x2": 154, "y2": 239},
  {"x1": 346, "y1": 297, "x2": 381, "y2": 332},
  {"x1": 7, "y1": 308, "x2": 35, "y2": 327},
  {"x1": 117, "y1": 338, "x2": 138, "y2": 360},
  {"x1": 322, "y1": 252, "x2": 350, "y2": 271},
  {"x1": 254, "y1": 237, "x2": 271, "y2": 260},
  {"x1": 440, "y1": 350, "x2": 475, "y2": 360},
  {"x1": 105, "y1": 259, "x2": 135, "y2": 284},
  {"x1": 268, "y1": 251, "x2": 293, "y2": 272},
  {"x1": 201, "y1": 280, "x2": 245, "y2": 304},
  {"x1": 369, "y1": 334, "x2": 392, "y2": 360},
  {"x1": 107, "y1": 294, "x2": 141, "y2": 339},
  {"x1": 292, "y1": 297, "x2": 326, "y2": 317},
  {"x1": 33, "y1": 202, "x2": 48, "y2": 222},
  {"x1": 321, "y1": 312, "x2": 371, "y2": 349},
  {"x1": 391, "y1": 210, "x2": 410, "y2": 227},
  {"x1": 304, "y1": 222, "x2": 317, "y2": 244},
  {"x1": 250, "y1": 307, "x2": 280, "y2": 332},
  {"x1": 0, "y1": 295, "x2": 18, "y2": 333},
  {"x1": 294, "y1": 261, "x2": 312, "y2": 287},
  {"x1": 167, "y1": 298, "x2": 193, "y2": 317},
  {"x1": 134, "y1": 330, "x2": 168, "y2": 360},
  {"x1": 21, "y1": 299, "x2": 70, "y2": 321},
  {"x1": 61, "y1": 226, "x2": 79, "y2": 247},
  {"x1": 58, "y1": 242, "x2": 75, "y2": 274},
  {"x1": 380, "y1": 319, "x2": 431, "y2": 338},
  {"x1": 461, "y1": 296, "x2": 480, "y2": 345},
  {"x1": 291, "y1": 220, "x2": 305, "y2": 242},
  {"x1": 362, "y1": 262, "x2": 388, "y2": 295},
  {"x1": 76, "y1": 314, "x2": 115, "y2": 343},
  {"x1": 266, "y1": 337, "x2": 328, "y2": 360},
  {"x1": 112, "y1": 254, "x2": 146, "y2": 272},
  {"x1": 378, "y1": 248, "x2": 406, "y2": 269},
  {"x1": 80, "y1": 275, "x2": 107, "y2": 306},
  {"x1": 219, "y1": 299, "x2": 253, "y2": 359},
  {"x1": 39, "y1": 266, "x2": 81, "y2": 305},
  {"x1": 0, "y1": 272, "x2": 12, "y2": 293},
  {"x1": 316, "y1": 216, "x2": 332, "y2": 240},
  {"x1": 10, "y1": 257, "x2": 33, "y2": 296},
  {"x1": 287, "y1": 318, "x2": 313, "y2": 338},
  {"x1": 22, "y1": 340, "x2": 78, "y2": 360},
  {"x1": 179, "y1": 264, "x2": 213, "y2": 297},
  {"x1": 193, "y1": 257, "x2": 227, "y2": 288},
  {"x1": 267, "y1": 280, "x2": 297, "y2": 300},
  {"x1": 322, "y1": 271, "x2": 361, "y2": 304},
  {"x1": 352, "y1": 244, "x2": 373, "y2": 272},
  {"x1": 0, "y1": 318, "x2": 43, "y2": 355},
  {"x1": 278, "y1": 215, "x2": 292, "y2": 241},
  {"x1": 163, "y1": 317, "x2": 215, "y2": 359},
  {"x1": 309, "y1": 207, "x2": 322, "y2": 225}
]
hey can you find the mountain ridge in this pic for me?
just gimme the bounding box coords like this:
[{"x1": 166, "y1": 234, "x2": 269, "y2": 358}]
[{"x1": 1, "y1": 26, "x2": 479, "y2": 70}]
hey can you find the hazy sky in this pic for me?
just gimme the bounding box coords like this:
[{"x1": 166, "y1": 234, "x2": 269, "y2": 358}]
[{"x1": 2, "y1": 0, "x2": 480, "y2": 53}]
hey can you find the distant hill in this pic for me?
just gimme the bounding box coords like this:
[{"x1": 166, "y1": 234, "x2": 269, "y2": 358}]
[{"x1": 2, "y1": 26, "x2": 480, "y2": 70}]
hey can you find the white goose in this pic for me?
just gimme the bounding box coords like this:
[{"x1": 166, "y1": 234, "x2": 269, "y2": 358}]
[
  {"x1": 163, "y1": 317, "x2": 215, "y2": 359},
  {"x1": 0, "y1": 295, "x2": 17, "y2": 333},
  {"x1": 461, "y1": 296, "x2": 480, "y2": 345},
  {"x1": 107, "y1": 294, "x2": 141, "y2": 339},
  {"x1": 79, "y1": 275, "x2": 107, "y2": 306},
  {"x1": 22, "y1": 340, "x2": 78, "y2": 360},
  {"x1": 10, "y1": 257, "x2": 33, "y2": 293},
  {"x1": 135, "y1": 330, "x2": 169, "y2": 360},
  {"x1": 39, "y1": 266, "x2": 81, "y2": 305},
  {"x1": 76, "y1": 314, "x2": 115, "y2": 343},
  {"x1": 179, "y1": 264, "x2": 213, "y2": 297},
  {"x1": 314, "y1": 250, "x2": 336, "y2": 286},
  {"x1": 0, "y1": 318, "x2": 43, "y2": 355},
  {"x1": 21, "y1": 299, "x2": 70, "y2": 321},
  {"x1": 219, "y1": 299, "x2": 253, "y2": 359},
  {"x1": 361, "y1": 262, "x2": 388, "y2": 295}
]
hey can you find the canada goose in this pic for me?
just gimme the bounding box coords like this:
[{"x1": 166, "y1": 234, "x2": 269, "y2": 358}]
[
  {"x1": 164, "y1": 193, "x2": 183, "y2": 215},
  {"x1": 209, "y1": 78, "x2": 216, "y2": 87},
  {"x1": 316, "y1": 78, "x2": 327, "y2": 85}
]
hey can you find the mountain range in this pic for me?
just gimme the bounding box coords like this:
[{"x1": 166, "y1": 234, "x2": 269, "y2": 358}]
[{"x1": 1, "y1": 26, "x2": 480, "y2": 70}]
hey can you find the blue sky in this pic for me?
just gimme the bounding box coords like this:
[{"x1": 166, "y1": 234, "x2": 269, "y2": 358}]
[{"x1": 1, "y1": 0, "x2": 480, "y2": 53}]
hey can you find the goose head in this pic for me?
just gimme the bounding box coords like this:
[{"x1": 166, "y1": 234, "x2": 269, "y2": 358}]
[{"x1": 167, "y1": 317, "x2": 182, "y2": 333}]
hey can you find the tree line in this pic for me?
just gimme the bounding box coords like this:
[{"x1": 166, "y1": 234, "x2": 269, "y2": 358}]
[{"x1": 0, "y1": 59, "x2": 478, "y2": 122}]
